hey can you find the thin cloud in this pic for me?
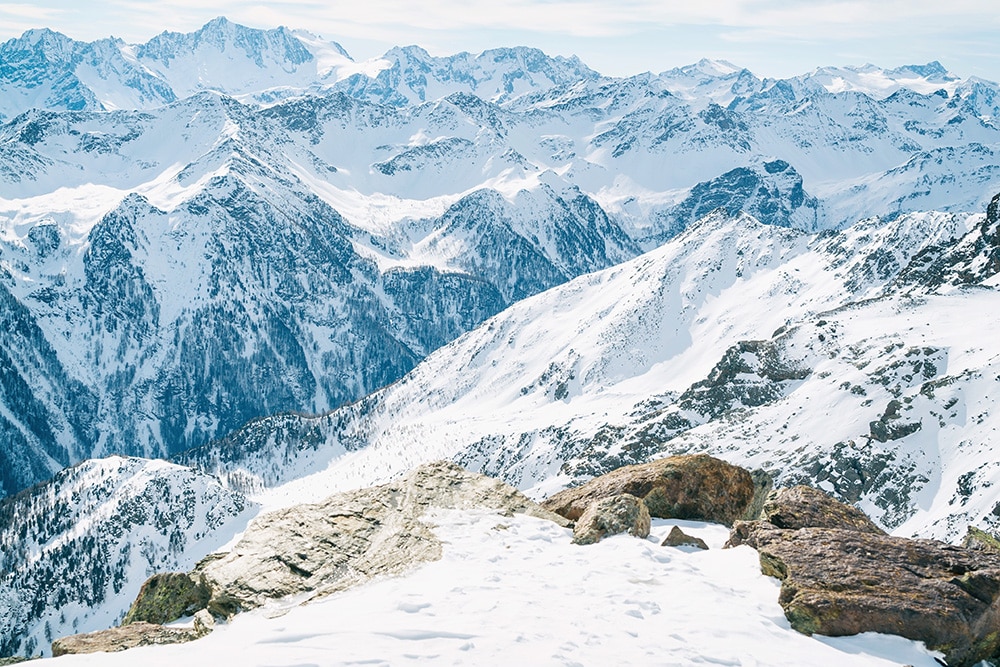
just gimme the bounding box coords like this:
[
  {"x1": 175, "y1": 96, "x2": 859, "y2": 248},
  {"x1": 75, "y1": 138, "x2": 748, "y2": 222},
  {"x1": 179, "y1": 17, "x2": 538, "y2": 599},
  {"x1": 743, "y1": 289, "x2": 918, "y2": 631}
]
[{"x1": 0, "y1": 2, "x2": 64, "y2": 20}]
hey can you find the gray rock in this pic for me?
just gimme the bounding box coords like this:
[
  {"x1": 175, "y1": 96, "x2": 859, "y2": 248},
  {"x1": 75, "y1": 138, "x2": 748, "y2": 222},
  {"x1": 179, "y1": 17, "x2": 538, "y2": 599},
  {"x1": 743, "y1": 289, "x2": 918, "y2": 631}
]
[
  {"x1": 572, "y1": 494, "x2": 651, "y2": 545},
  {"x1": 661, "y1": 526, "x2": 708, "y2": 550},
  {"x1": 743, "y1": 469, "x2": 774, "y2": 521},
  {"x1": 122, "y1": 572, "x2": 212, "y2": 625},
  {"x1": 51, "y1": 622, "x2": 201, "y2": 656},
  {"x1": 192, "y1": 609, "x2": 215, "y2": 637},
  {"x1": 169, "y1": 460, "x2": 568, "y2": 618}
]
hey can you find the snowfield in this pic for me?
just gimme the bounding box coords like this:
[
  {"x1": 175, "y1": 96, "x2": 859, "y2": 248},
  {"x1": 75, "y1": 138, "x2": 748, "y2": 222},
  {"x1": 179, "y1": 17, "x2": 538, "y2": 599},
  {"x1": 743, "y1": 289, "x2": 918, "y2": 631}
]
[{"x1": 38, "y1": 512, "x2": 945, "y2": 667}]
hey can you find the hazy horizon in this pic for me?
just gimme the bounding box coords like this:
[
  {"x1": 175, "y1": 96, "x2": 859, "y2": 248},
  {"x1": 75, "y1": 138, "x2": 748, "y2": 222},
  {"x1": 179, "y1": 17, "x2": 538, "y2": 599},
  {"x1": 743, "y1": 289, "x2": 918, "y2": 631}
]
[{"x1": 0, "y1": 1, "x2": 997, "y2": 82}]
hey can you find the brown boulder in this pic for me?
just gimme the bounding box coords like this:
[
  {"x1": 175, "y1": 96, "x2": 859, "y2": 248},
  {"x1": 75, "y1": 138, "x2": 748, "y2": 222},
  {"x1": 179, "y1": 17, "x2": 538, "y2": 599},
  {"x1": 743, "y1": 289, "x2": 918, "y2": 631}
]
[
  {"x1": 762, "y1": 485, "x2": 885, "y2": 534},
  {"x1": 572, "y1": 494, "x2": 650, "y2": 545},
  {"x1": 51, "y1": 621, "x2": 203, "y2": 656},
  {"x1": 729, "y1": 520, "x2": 1000, "y2": 667},
  {"x1": 661, "y1": 526, "x2": 708, "y2": 550},
  {"x1": 543, "y1": 454, "x2": 755, "y2": 526}
]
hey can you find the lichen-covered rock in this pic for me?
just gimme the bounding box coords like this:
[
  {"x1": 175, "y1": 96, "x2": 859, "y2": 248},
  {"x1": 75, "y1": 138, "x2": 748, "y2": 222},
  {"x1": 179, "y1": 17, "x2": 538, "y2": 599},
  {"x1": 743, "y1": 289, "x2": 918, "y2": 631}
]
[
  {"x1": 661, "y1": 526, "x2": 708, "y2": 550},
  {"x1": 761, "y1": 485, "x2": 885, "y2": 534},
  {"x1": 543, "y1": 454, "x2": 755, "y2": 526},
  {"x1": 50, "y1": 622, "x2": 202, "y2": 656},
  {"x1": 962, "y1": 526, "x2": 1000, "y2": 555},
  {"x1": 728, "y1": 520, "x2": 1000, "y2": 667},
  {"x1": 123, "y1": 572, "x2": 212, "y2": 625},
  {"x1": 195, "y1": 461, "x2": 568, "y2": 615},
  {"x1": 572, "y1": 494, "x2": 650, "y2": 545}
]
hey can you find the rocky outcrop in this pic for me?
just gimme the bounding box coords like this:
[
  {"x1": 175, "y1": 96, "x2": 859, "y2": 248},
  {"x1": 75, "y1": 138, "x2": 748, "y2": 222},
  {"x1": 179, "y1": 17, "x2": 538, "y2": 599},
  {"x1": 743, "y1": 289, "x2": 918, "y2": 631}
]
[
  {"x1": 728, "y1": 489, "x2": 1000, "y2": 667},
  {"x1": 761, "y1": 485, "x2": 885, "y2": 534},
  {"x1": 543, "y1": 454, "x2": 755, "y2": 526},
  {"x1": 572, "y1": 494, "x2": 650, "y2": 545},
  {"x1": 661, "y1": 526, "x2": 708, "y2": 550},
  {"x1": 50, "y1": 614, "x2": 214, "y2": 656},
  {"x1": 131, "y1": 461, "x2": 567, "y2": 622},
  {"x1": 895, "y1": 191, "x2": 1000, "y2": 290},
  {"x1": 123, "y1": 572, "x2": 212, "y2": 625}
]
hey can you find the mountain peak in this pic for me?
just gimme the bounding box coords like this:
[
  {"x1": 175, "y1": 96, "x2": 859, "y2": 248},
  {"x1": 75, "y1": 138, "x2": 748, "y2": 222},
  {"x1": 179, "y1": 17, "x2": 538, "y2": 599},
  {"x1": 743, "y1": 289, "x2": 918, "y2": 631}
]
[
  {"x1": 900, "y1": 61, "x2": 952, "y2": 79},
  {"x1": 4, "y1": 27, "x2": 77, "y2": 53}
]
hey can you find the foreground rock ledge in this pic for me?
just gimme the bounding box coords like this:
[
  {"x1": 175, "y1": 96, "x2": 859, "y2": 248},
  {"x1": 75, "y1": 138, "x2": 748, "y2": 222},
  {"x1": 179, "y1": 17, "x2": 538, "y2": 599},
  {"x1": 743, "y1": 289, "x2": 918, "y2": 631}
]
[
  {"x1": 729, "y1": 488, "x2": 1000, "y2": 667},
  {"x1": 192, "y1": 460, "x2": 568, "y2": 616},
  {"x1": 543, "y1": 454, "x2": 756, "y2": 526},
  {"x1": 50, "y1": 459, "x2": 571, "y2": 657}
]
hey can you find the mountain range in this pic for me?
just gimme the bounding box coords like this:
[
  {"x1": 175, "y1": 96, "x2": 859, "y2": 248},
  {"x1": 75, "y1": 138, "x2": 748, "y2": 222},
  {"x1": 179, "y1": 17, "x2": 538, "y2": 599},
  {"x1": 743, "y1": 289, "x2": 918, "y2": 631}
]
[{"x1": 1, "y1": 16, "x2": 1000, "y2": 660}]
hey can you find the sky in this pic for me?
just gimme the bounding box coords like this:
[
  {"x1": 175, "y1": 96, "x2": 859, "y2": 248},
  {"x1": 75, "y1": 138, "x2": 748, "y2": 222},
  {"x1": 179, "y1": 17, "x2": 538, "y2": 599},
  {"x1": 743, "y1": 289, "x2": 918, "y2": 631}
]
[{"x1": 0, "y1": 0, "x2": 998, "y2": 81}]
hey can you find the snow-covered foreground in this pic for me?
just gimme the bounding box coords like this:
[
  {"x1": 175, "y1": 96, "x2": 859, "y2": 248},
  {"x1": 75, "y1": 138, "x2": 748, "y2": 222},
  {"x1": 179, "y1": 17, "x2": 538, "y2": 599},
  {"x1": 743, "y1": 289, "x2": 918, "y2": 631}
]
[{"x1": 43, "y1": 512, "x2": 943, "y2": 667}]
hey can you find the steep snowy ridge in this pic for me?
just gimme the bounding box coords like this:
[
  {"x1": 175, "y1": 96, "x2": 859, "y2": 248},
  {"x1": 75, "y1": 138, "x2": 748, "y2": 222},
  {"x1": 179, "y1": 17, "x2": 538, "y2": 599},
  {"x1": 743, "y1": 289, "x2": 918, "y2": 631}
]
[
  {"x1": 796, "y1": 61, "x2": 961, "y2": 99},
  {"x1": 0, "y1": 19, "x2": 602, "y2": 119},
  {"x1": 0, "y1": 456, "x2": 255, "y2": 657},
  {"x1": 135, "y1": 17, "x2": 351, "y2": 101},
  {"x1": 0, "y1": 29, "x2": 176, "y2": 120},
  {"x1": 334, "y1": 45, "x2": 601, "y2": 107}
]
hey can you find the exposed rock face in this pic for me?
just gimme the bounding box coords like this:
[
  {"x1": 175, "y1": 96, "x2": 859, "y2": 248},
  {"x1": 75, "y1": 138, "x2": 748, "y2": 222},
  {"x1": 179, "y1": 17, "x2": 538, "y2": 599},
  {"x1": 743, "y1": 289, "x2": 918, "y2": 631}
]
[
  {"x1": 543, "y1": 454, "x2": 755, "y2": 526},
  {"x1": 661, "y1": 526, "x2": 708, "y2": 550},
  {"x1": 743, "y1": 469, "x2": 774, "y2": 521},
  {"x1": 895, "y1": 191, "x2": 1000, "y2": 290},
  {"x1": 50, "y1": 621, "x2": 208, "y2": 656},
  {"x1": 123, "y1": 572, "x2": 212, "y2": 625},
  {"x1": 728, "y1": 490, "x2": 1000, "y2": 667},
  {"x1": 761, "y1": 485, "x2": 885, "y2": 534},
  {"x1": 572, "y1": 494, "x2": 650, "y2": 545},
  {"x1": 132, "y1": 461, "x2": 567, "y2": 621}
]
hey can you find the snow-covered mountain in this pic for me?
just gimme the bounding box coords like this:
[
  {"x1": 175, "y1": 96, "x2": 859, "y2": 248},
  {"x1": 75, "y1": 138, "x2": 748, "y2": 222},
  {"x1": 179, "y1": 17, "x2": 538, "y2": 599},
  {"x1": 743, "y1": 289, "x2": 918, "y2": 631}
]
[
  {"x1": 4, "y1": 25, "x2": 997, "y2": 498},
  {"x1": 8, "y1": 196, "x2": 995, "y2": 659},
  {"x1": 0, "y1": 87, "x2": 651, "y2": 496},
  {"x1": 0, "y1": 18, "x2": 599, "y2": 119},
  {"x1": 179, "y1": 198, "x2": 1000, "y2": 547}
]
